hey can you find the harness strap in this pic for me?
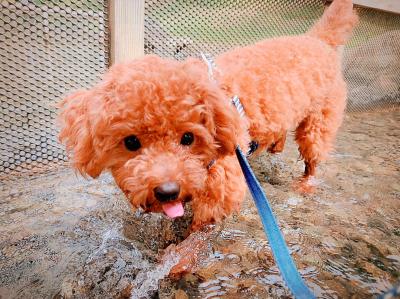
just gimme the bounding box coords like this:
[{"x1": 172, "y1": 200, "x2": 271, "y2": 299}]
[
  {"x1": 200, "y1": 54, "x2": 258, "y2": 159},
  {"x1": 231, "y1": 95, "x2": 259, "y2": 156}
]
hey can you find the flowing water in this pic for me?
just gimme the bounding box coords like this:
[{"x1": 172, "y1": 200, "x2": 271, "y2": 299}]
[{"x1": 0, "y1": 109, "x2": 399, "y2": 298}]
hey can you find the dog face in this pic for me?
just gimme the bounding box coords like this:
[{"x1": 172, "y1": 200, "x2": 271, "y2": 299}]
[{"x1": 59, "y1": 56, "x2": 245, "y2": 218}]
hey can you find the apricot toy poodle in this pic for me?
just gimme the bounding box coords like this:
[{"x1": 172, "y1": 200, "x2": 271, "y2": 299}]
[{"x1": 59, "y1": 0, "x2": 358, "y2": 230}]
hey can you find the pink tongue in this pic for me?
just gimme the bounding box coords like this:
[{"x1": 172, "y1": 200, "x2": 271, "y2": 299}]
[{"x1": 162, "y1": 202, "x2": 184, "y2": 218}]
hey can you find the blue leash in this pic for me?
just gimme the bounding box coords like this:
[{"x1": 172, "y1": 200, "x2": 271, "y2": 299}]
[
  {"x1": 235, "y1": 146, "x2": 316, "y2": 299},
  {"x1": 201, "y1": 54, "x2": 396, "y2": 299},
  {"x1": 378, "y1": 282, "x2": 400, "y2": 299},
  {"x1": 236, "y1": 145, "x2": 400, "y2": 299}
]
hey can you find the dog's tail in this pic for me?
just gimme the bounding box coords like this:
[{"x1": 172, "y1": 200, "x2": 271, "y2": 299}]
[{"x1": 308, "y1": 0, "x2": 358, "y2": 47}]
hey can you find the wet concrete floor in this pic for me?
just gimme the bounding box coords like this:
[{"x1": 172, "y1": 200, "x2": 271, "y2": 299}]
[{"x1": 0, "y1": 109, "x2": 399, "y2": 298}]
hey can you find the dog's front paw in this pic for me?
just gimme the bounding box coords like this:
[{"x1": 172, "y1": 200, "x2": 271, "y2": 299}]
[{"x1": 161, "y1": 226, "x2": 215, "y2": 277}]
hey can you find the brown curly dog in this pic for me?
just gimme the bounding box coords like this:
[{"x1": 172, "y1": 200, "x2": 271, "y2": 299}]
[{"x1": 59, "y1": 0, "x2": 357, "y2": 230}]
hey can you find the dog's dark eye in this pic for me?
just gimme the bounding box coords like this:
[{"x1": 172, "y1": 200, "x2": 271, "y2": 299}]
[
  {"x1": 180, "y1": 132, "x2": 194, "y2": 146},
  {"x1": 124, "y1": 135, "x2": 141, "y2": 151}
]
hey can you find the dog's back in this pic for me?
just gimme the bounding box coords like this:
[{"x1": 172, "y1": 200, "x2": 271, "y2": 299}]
[{"x1": 216, "y1": 0, "x2": 358, "y2": 184}]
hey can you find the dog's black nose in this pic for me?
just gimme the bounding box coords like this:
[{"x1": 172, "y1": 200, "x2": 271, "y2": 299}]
[{"x1": 154, "y1": 182, "x2": 180, "y2": 202}]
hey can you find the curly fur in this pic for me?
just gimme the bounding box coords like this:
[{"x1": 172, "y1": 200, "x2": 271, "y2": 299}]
[{"x1": 59, "y1": 0, "x2": 358, "y2": 229}]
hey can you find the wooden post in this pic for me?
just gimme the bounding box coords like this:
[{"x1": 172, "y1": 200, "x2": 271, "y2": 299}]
[{"x1": 109, "y1": 0, "x2": 145, "y2": 64}]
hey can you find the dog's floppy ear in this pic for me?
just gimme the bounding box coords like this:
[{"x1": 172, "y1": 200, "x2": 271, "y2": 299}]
[
  {"x1": 183, "y1": 58, "x2": 248, "y2": 157},
  {"x1": 205, "y1": 89, "x2": 246, "y2": 157},
  {"x1": 58, "y1": 89, "x2": 104, "y2": 178}
]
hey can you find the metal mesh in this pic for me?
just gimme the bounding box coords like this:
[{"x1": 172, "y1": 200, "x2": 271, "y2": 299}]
[
  {"x1": 1, "y1": 1, "x2": 399, "y2": 180},
  {"x1": 343, "y1": 8, "x2": 400, "y2": 111},
  {"x1": 144, "y1": 0, "x2": 400, "y2": 111},
  {"x1": 0, "y1": 0, "x2": 109, "y2": 180}
]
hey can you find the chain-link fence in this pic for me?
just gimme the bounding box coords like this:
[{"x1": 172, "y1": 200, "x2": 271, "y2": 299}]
[
  {"x1": 0, "y1": 0, "x2": 109, "y2": 180},
  {"x1": 144, "y1": 0, "x2": 400, "y2": 111},
  {"x1": 1, "y1": 0, "x2": 399, "y2": 180}
]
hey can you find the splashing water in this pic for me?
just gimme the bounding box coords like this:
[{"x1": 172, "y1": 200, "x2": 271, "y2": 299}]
[
  {"x1": 86, "y1": 224, "x2": 122, "y2": 263},
  {"x1": 130, "y1": 252, "x2": 180, "y2": 299},
  {"x1": 130, "y1": 226, "x2": 215, "y2": 299}
]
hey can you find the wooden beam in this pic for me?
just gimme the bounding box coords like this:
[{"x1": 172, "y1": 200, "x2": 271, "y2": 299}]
[
  {"x1": 353, "y1": 0, "x2": 400, "y2": 14},
  {"x1": 109, "y1": 0, "x2": 145, "y2": 64},
  {"x1": 326, "y1": 0, "x2": 400, "y2": 14}
]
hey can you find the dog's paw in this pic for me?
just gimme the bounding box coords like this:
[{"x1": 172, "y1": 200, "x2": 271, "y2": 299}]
[
  {"x1": 292, "y1": 176, "x2": 322, "y2": 194},
  {"x1": 160, "y1": 226, "x2": 214, "y2": 277}
]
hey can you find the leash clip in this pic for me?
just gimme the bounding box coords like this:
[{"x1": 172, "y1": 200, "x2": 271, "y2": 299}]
[{"x1": 200, "y1": 52, "x2": 218, "y2": 82}]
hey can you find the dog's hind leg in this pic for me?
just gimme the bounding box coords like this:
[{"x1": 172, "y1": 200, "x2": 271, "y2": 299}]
[
  {"x1": 295, "y1": 81, "x2": 347, "y2": 183},
  {"x1": 295, "y1": 112, "x2": 339, "y2": 179},
  {"x1": 294, "y1": 90, "x2": 346, "y2": 183}
]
